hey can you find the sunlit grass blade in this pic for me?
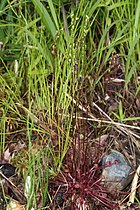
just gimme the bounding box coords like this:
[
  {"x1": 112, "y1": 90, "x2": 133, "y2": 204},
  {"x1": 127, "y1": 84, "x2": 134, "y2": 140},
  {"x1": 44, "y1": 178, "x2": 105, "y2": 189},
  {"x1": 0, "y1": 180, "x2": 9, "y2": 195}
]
[
  {"x1": 47, "y1": 0, "x2": 59, "y2": 30},
  {"x1": 31, "y1": 0, "x2": 57, "y2": 38}
]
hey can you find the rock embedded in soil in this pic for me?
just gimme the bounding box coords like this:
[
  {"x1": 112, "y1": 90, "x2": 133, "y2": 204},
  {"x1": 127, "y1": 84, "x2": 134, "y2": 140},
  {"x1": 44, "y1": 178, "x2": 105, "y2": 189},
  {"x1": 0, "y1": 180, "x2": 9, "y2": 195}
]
[
  {"x1": 0, "y1": 163, "x2": 16, "y2": 177},
  {"x1": 101, "y1": 150, "x2": 133, "y2": 191},
  {"x1": 0, "y1": 163, "x2": 27, "y2": 206}
]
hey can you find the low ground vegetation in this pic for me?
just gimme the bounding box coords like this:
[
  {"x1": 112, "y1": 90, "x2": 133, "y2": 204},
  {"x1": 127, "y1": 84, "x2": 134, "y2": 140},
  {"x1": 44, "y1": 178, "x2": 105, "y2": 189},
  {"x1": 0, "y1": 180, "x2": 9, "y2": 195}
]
[{"x1": 0, "y1": 0, "x2": 140, "y2": 209}]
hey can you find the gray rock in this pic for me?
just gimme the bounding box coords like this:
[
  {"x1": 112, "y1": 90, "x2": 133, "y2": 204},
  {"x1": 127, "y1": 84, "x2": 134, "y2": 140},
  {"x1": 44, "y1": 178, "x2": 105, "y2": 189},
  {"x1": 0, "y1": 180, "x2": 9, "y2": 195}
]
[{"x1": 101, "y1": 150, "x2": 133, "y2": 190}]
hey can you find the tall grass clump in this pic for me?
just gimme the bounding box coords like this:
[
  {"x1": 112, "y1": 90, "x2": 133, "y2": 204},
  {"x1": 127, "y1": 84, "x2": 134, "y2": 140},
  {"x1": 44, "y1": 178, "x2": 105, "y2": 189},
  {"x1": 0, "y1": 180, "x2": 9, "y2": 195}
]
[{"x1": 0, "y1": 0, "x2": 140, "y2": 209}]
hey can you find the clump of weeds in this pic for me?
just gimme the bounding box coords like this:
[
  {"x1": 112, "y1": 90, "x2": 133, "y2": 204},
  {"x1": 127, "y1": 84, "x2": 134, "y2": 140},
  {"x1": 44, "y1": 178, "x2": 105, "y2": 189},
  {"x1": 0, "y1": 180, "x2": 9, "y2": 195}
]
[{"x1": 47, "y1": 127, "x2": 119, "y2": 210}]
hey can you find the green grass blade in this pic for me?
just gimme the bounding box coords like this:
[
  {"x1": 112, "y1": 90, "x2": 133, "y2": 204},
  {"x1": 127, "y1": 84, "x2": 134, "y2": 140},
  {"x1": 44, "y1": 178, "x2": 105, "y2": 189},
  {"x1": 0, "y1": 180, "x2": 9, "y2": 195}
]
[
  {"x1": 0, "y1": 0, "x2": 7, "y2": 11},
  {"x1": 133, "y1": 0, "x2": 140, "y2": 40},
  {"x1": 31, "y1": 0, "x2": 57, "y2": 38},
  {"x1": 47, "y1": 0, "x2": 59, "y2": 29}
]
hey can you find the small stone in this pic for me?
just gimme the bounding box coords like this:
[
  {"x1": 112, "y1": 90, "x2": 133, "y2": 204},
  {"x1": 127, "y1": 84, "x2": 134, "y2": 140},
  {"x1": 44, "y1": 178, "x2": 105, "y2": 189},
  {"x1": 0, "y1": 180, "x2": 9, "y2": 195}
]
[
  {"x1": 101, "y1": 150, "x2": 133, "y2": 191},
  {"x1": 0, "y1": 163, "x2": 16, "y2": 178}
]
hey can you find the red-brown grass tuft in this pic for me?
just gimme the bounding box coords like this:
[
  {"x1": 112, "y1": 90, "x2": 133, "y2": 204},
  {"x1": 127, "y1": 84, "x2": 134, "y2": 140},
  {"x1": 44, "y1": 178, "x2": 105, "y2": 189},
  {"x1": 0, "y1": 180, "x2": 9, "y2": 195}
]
[{"x1": 48, "y1": 136, "x2": 119, "y2": 209}]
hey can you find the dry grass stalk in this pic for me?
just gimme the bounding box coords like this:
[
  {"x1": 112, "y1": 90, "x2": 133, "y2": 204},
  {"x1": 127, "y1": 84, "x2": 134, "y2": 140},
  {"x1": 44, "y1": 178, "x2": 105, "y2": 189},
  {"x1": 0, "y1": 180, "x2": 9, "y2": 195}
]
[{"x1": 128, "y1": 165, "x2": 140, "y2": 204}]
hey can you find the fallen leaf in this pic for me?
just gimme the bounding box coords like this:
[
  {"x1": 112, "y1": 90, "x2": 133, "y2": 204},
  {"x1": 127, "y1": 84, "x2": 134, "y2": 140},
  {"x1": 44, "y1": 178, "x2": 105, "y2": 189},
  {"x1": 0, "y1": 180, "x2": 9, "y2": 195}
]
[
  {"x1": 1, "y1": 148, "x2": 12, "y2": 163},
  {"x1": 95, "y1": 134, "x2": 109, "y2": 146},
  {"x1": 136, "y1": 98, "x2": 140, "y2": 109},
  {"x1": 6, "y1": 199, "x2": 25, "y2": 210}
]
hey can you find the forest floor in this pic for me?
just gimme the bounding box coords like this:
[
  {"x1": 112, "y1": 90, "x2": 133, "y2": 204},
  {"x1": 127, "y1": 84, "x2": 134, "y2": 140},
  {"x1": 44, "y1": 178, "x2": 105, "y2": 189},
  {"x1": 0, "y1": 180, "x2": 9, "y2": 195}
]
[{"x1": 0, "y1": 0, "x2": 140, "y2": 209}]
